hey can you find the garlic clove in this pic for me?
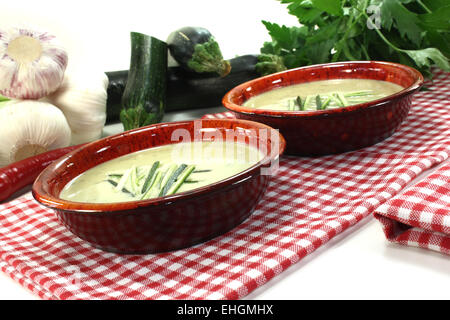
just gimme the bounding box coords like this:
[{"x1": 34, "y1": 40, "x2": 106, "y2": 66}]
[
  {"x1": 0, "y1": 27, "x2": 68, "y2": 99},
  {"x1": 44, "y1": 71, "x2": 108, "y2": 145},
  {"x1": 0, "y1": 100, "x2": 71, "y2": 167}
]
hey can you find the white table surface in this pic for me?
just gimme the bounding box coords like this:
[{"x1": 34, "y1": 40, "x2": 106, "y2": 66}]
[{"x1": 0, "y1": 0, "x2": 448, "y2": 300}]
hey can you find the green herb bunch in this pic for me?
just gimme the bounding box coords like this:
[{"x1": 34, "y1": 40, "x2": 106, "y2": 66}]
[{"x1": 258, "y1": 0, "x2": 450, "y2": 78}]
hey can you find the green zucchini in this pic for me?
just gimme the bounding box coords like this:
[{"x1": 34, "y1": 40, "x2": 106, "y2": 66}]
[
  {"x1": 105, "y1": 54, "x2": 259, "y2": 124},
  {"x1": 120, "y1": 32, "x2": 167, "y2": 131}
]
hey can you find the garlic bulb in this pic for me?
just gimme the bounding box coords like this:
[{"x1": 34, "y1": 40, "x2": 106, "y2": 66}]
[
  {"x1": 45, "y1": 70, "x2": 108, "y2": 145},
  {"x1": 0, "y1": 101, "x2": 71, "y2": 167},
  {"x1": 0, "y1": 97, "x2": 17, "y2": 110},
  {"x1": 0, "y1": 27, "x2": 68, "y2": 99}
]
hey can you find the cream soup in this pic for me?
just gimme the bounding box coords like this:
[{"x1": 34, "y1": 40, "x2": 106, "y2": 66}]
[
  {"x1": 243, "y1": 79, "x2": 404, "y2": 111},
  {"x1": 60, "y1": 141, "x2": 264, "y2": 203}
]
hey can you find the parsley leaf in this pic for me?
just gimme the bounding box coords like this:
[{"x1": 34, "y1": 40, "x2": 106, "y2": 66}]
[
  {"x1": 405, "y1": 48, "x2": 450, "y2": 71},
  {"x1": 310, "y1": 0, "x2": 344, "y2": 16},
  {"x1": 380, "y1": 0, "x2": 423, "y2": 46},
  {"x1": 256, "y1": 0, "x2": 450, "y2": 77}
]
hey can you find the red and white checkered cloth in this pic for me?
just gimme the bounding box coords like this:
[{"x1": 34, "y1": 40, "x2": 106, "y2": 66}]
[
  {"x1": 0, "y1": 71, "x2": 449, "y2": 300},
  {"x1": 374, "y1": 162, "x2": 450, "y2": 255}
]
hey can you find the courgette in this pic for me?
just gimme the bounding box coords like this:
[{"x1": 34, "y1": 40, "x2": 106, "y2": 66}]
[
  {"x1": 105, "y1": 54, "x2": 260, "y2": 124},
  {"x1": 167, "y1": 26, "x2": 231, "y2": 77},
  {"x1": 120, "y1": 32, "x2": 167, "y2": 131}
]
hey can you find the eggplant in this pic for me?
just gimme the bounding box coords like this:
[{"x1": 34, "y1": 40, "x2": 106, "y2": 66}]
[
  {"x1": 167, "y1": 26, "x2": 231, "y2": 77},
  {"x1": 105, "y1": 54, "x2": 259, "y2": 124},
  {"x1": 105, "y1": 70, "x2": 127, "y2": 124}
]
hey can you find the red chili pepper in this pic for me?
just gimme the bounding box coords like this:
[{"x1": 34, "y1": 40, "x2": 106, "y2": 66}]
[{"x1": 0, "y1": 144, "x2": 84, "y2": 203}]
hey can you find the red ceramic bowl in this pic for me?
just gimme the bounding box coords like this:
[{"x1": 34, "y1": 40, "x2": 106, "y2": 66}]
[
  {"x1": 223, "y1": 61, "x2": 424, "y2": 156},
  {"x1": 32, "y1": 119, "x2": 285, "y2": 254}
]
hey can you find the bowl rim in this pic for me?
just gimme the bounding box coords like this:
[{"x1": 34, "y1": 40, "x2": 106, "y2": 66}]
[
  {"x1": 32, "y1": 119, "x2": 286, "y2": 214},
  {"x1": 222, "y1": 60, "x2": 424, "y2": 118}
]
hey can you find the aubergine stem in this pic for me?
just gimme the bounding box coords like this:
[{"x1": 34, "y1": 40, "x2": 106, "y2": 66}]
[
  {"x1": 255, "y1": 53, "x2": 287, "y2": 76},
  {"x1": 187, "y1": 38, "x2": 231, "y2": 77}
]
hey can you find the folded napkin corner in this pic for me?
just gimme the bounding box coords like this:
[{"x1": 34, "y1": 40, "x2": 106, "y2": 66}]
[{"x1": 374, "y1": 162, "x2": 450, "y2": 255}]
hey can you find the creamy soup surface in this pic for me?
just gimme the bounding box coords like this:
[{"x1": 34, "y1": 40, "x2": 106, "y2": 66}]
[
  {"x1": 243, "y1": 79, "x2": 404, "y2": 111},
  {"x1": 60, "y1": 141, "x2": 264, "y2": 203}
]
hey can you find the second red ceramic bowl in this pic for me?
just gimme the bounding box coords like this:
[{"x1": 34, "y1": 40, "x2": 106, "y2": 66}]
[
  {"x1": 223, "y1": 61, "x2": 424, "y2": 156},
  {"x1": 32, "y1": 119, "x2": 285, "y2": 254}
]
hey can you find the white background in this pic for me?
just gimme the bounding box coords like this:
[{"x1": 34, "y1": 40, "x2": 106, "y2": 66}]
[
  {"x1": 0, "y1": 0, "x2": 449, "y2": 300},
  {"x1": 1, "y1": 0, "x2": 298, "y2": 73}
]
